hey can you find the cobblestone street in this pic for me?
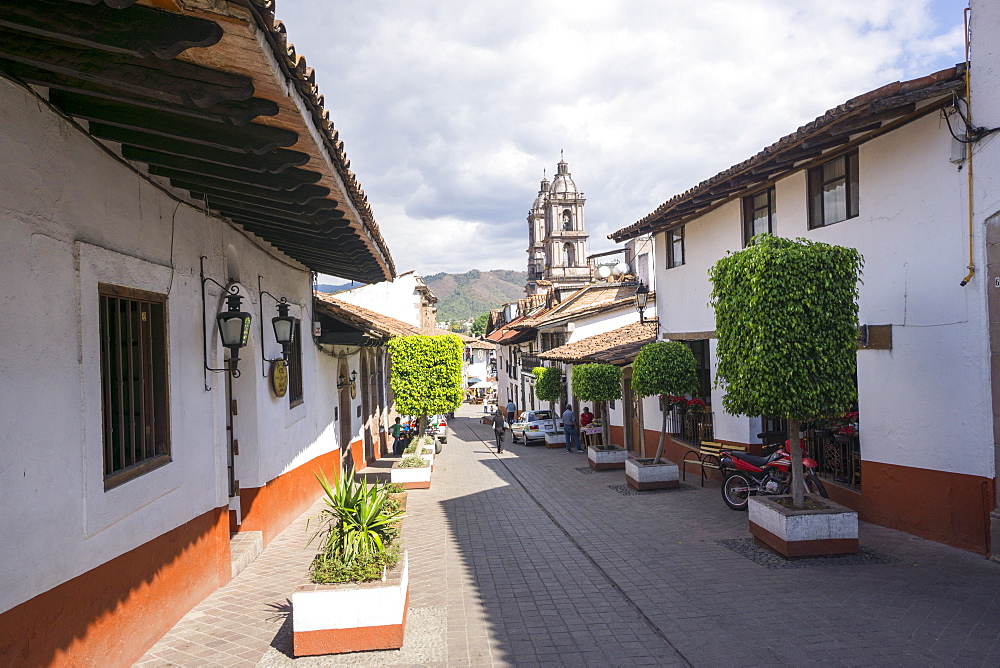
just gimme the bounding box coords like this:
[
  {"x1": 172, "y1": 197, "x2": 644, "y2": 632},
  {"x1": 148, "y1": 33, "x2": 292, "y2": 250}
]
[{"x1": 139, "y1": 404, "x2": 1000, "y2": 666}]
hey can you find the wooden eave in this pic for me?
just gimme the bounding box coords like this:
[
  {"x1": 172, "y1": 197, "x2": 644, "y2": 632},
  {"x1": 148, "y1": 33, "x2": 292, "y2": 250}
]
[
  {"x1": 610, "y1": 66, "x2": 966, "y2": 243},
  {"x1": 0, "y1": 0, "x2": 394, "y2": 282}
]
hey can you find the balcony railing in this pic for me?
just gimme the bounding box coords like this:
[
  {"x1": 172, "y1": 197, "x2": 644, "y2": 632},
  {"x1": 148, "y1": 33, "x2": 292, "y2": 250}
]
[
  {"x1": 666, "y1": 409, "x2": 714, "y2": 445},
  {"x1": 521, "y1": 354, "x2": 541, "y2": 372},
  {"x1": 802, "y1": 429, "x2": 861, "y2": 490}
]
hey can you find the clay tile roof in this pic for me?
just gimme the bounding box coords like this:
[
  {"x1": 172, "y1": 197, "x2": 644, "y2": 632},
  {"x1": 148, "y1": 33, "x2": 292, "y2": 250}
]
[
  {"x1": 538, "y1": 320, "x2": 660, "y2": 366},
  {"x1": 611, "y1": 65, "x2": 966, "y2": 242},
  {"x1": 515, "y1": 284, "x2": 650, "y2": 329},
  {"x1": 483, "y1": 315, "x2": 536, "y2": 345},
  {"x1": 467, "y1": 339, "x2": 496, "y2": 350},
  {"x1": 314, "y1": 293, "x2": 422, "y2": 338}
]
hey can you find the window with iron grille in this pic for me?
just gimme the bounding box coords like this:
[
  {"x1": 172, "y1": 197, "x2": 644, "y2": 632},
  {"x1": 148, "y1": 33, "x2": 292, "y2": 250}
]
[
  {"x1": 742, "y1": 188, "x2": 775, "y2": 246},
  {"x1": 99, "y1": 285, "x2": 170, "y2": 489},
  {"x1": 288, "y1": 320, "x2": 304, "y2": 407},
  {"x1": 666, "y1": 226, "x2": 685, "y2": 268},
  {"x1": 808, "y1": 150, "x2": 859, "y2": 228},
  {"x1": 684, "y1": 339, "x2": 712, "y2": 403}
]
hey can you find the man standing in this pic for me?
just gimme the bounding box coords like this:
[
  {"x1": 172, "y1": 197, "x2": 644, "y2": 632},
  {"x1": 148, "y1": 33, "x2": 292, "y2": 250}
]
[
  {"x1": 491, "y1": 407, "x2": 507, "y2": 453},
  {"x1": 506, "y1": 398, "x2": 516, "y2": 424},
  {"x1": 390, "y1": 417, "x2": 405, "y2": 456},
  {"x1": 563, "y1": 404, "x2": 582, "y2": 453}
]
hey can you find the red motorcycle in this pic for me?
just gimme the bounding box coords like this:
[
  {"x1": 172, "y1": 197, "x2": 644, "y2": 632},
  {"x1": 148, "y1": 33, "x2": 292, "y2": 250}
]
[{"x1": 719, "y1": 440, "x2": 828, "y2": 510}]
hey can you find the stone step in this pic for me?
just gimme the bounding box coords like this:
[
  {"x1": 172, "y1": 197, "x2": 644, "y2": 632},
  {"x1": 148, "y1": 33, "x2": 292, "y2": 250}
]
[{"x1": 230, "y1": 531, "x2": 262, "y2": 579}]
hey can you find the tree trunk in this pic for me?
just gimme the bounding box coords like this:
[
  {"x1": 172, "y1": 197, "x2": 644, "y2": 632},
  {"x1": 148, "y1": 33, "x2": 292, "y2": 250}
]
[
  {"x1": 418, "y1": 414, "x2": 427, "y2": 438},
  {"x1": 602, "y1": 401, "x2": 611, "y2": 450},
  {"x1": 788, "y1": 418, "x2": 804, "y2": 508},
  {"x1": 653, "y1": 395, "x2": 667, "y2": 464}
]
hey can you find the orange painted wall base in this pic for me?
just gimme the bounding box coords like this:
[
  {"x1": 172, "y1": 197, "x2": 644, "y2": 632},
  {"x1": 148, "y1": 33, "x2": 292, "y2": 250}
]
[
  {"x1": 635, "y1": 426, "x2": 993, "y2": 555},
  {"x1": 0, "y1": 507, "x2": 231, "y2": 667},
  {"x1": 237, "y1": 448, "x2": 342, "y2": 545}
]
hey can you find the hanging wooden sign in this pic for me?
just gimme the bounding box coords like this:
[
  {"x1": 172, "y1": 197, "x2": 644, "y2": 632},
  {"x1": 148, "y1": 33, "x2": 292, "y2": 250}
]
[{"x1": 271, "y1": 359, "x2": 288, "y2": 398}]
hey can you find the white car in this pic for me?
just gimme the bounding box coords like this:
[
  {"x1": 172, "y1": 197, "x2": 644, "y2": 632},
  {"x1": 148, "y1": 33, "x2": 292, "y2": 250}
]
[{"x1": 510, "y1": 410, "x2": 563, "y2": 445}]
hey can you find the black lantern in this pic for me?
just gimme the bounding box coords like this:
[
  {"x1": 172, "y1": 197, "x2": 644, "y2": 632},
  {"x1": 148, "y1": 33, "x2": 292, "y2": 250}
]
[
  {"x1": 337, "y1": 370, "x2": 358, "y2": 389},
  {"x1": 272, "y1": 302, "x2": 295, "y2": 360},
  {"x1": 217, "y1": 294, "x2": 252, "y2": 370},
  {"x1": 635, "y1": 281, "x2": 649, "y2": 323}
]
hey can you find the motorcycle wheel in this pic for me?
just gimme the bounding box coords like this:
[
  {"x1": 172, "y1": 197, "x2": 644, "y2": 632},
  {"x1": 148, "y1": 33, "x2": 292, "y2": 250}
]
[
  {"x1": 722, "y1": 473, "x2": 752, "y2": 511},
  {"x1": 806, "y1": 474, "x2": 829, "y2": 498}
]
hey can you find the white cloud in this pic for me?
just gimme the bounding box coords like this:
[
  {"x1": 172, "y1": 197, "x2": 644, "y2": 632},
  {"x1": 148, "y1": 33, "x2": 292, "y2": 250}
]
[{"x1": 280, "y1": 0, "x2": 967, "y2": 279}]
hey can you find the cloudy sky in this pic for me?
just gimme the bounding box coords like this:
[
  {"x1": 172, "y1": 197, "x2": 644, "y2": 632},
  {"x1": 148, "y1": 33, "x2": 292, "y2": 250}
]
[{"x1": 275, "y1": 1, "x2": 968, "y2": 280}]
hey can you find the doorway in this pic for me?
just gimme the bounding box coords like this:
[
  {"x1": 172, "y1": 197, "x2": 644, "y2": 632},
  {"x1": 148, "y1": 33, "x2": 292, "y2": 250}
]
[{"x1": 623, "y1": 367, "x2": 644, "y2": 456}]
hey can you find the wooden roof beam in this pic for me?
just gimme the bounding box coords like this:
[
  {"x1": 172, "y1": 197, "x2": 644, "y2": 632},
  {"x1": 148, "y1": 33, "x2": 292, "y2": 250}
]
[
  {"x1": 114, "y1": 132, "x2": 310, "y2": 173},
  {"x1": 165, "y1": 174, "x2": 330, "y2": 204},
  {"x1": 0, "y1": 0, "x2": 222, "y2": 60}
]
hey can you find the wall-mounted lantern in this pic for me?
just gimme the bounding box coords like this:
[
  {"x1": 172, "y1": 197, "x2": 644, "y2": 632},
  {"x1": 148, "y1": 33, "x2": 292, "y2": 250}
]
[
  {"x1": 635, "y1": 281, "x2": 649, "y2": 323},
  {"x1": 258, "y1": 277, "x2": 296, "y2": 378},
  {"x1": 337, "y1": 370, "x2": 358, "y2": 390},
  {"x1": 201, "y1": 256, "x2": 252, "y2": 385}
]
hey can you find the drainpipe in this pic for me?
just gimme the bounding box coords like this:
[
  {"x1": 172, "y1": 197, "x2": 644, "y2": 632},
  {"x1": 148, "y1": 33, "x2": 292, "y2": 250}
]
[{"x1": 961, "y1": 7, "x2": 976, "y2": 287}]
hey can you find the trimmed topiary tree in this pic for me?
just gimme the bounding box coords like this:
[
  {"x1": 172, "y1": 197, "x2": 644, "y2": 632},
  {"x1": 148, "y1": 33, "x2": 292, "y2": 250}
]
[
  {"x1": 709, "y1": 234, "x2": 863, "y2": 508},
  {"x1": 532, "y1": 366, "x2": 562, "y2": 430},
  {"x1": 387, "y1": 335, "x2": 464, "y2": 435},
  {"x1": 631, "y1": 341, "x2": 700, "y2": 464},
  {"x1": 571, "y1": 363, "x2": 623, "y2": 448}
]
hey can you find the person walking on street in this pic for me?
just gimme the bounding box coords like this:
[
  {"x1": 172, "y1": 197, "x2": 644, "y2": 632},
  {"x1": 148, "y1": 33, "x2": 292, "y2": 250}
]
[
  {"x1": 390, "y1": 417, "x2": 405, "y2": 456},
  {"x1": 506, "y1": 399, "x2": 516, "y2": 424},
  {"x1": 491, "y1": 408, "x2": 507, "y2": 453},
  {"x1": 563, "y1": 404, "x2": 582, "y2": 452}
]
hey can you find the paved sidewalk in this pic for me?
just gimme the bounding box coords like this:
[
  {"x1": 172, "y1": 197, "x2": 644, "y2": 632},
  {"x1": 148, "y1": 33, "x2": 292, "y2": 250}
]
[{"x1": 138, "y1": 404, "x2": 1000, "y2": 666}]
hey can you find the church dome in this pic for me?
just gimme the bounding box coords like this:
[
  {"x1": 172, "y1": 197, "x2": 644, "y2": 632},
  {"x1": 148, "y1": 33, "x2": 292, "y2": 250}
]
[
  {"x1": 549, "y1": 158, "x2": 577, "y2": 195},
  {"x1": 532, "y1": 177, "x2": 550, "y2": 211}
]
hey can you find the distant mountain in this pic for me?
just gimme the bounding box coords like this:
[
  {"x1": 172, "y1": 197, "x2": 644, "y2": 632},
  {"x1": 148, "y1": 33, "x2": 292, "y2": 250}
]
[
  {"x1": 316, "y1": 281, "x2": 364, "y2": 294},
  {"x1": 424, "y1": 269, "x2": 527, "y2": 322}
]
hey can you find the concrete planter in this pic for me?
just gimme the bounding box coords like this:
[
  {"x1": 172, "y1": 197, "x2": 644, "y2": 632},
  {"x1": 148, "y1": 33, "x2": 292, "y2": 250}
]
[
  {"x1": 420, "y1": 448, "x2": 434, "y2": 470},
  {"x1": 544, "y1": 431, "x2": 565, "y2": 448},
  {"x1": 390, "y1": 461, "x2": 431, "y2": 489},
  {"x1": 625, "y1": 456, "x2": 679, "y2": 490},
  {"x1": 748, "y1": 495, "x2": 859, "y2": 558},
  {"x1": 292, "y1": 550, "x2": 409, "y2": 656},
  {"x1": 588, "y1": 445, "x2": 627, "y2": 470}
]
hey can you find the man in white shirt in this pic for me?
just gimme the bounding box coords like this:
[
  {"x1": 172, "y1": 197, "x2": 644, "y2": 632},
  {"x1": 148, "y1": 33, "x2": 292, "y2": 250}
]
[{"x1": 562, "y1": 404, "x2": 582, "y2": 452}]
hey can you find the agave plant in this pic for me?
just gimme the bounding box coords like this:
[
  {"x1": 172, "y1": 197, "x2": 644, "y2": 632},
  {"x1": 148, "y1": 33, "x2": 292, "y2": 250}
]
[{"x1": 309, "y1": 469, "x2": 404, "y2": 565}]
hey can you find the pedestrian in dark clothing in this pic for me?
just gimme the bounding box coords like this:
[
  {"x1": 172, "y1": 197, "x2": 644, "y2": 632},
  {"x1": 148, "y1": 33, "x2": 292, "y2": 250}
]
[
  {"x1": 491, "y1": 408, "x2": 507, "y2": 453},
  {"x1": 563, "y1": 404, "x2": 583, "y2": 452},
  {"x1": 506, "y1": 399, "x2": 516, "y2": 424}
]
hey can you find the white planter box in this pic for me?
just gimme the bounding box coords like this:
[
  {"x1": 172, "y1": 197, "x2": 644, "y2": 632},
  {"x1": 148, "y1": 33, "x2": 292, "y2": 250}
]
[
  {"x1": 625, "y1": 456, "x2": 679, "y2": 490},
  {"x1": 293, "y1": 550, "x2": 409, "y2": 656},
  {"x1": 544, "y1": 431, "x2": 565, "y2": 448},
  {"x1": 588, "y1": 445, "x2": 627, "y2": 470},
  {"x1": 390, "y1": 461, "x2": 431, "y2": 489},
  {"x1": 749, "y1": 495, "x2": 859, "y2": 558},
  {"x1": 420, "y1": 449, "x2": 434, "y2": 470}
]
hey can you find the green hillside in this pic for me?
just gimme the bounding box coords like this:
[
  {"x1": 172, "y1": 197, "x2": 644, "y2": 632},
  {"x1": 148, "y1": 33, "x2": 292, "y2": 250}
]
[{"x1": 424, "y1": 269, "x2": 527, "y2": 322}]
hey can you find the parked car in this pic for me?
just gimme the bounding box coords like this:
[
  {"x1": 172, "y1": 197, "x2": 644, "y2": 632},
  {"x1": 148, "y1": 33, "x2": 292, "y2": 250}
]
[
  {"x1": 509, "y1": 410, "x2": 563, "y2": 445},
  {"x1": 426, "y1": 414, "x2": 448, "y2": 451}
]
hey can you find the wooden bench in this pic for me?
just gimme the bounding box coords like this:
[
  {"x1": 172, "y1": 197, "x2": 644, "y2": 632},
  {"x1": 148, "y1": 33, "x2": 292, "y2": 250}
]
[{"x1": 681, "y1": 441, "x2": 747, "y2": 486}]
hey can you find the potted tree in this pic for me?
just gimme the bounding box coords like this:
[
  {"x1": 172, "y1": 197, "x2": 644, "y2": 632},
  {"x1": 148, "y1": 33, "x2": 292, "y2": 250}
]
[
  {"x1": 391, "y1": 453, "x2": 432, "y2": 489},
  {"x1": 532, "y1": 366, "x2": 565, "y2": 447},
  {"x1": 624, "y1": 341, "x2": 700, "y2": 486},
  {"x1": 387, "y1": 334, "x2": 464, "y2": 440},
  {"x1": 293, "y1": 470, "x2": 407, "y2": 656},
  {"x1": 709, "y1": 234, "x2": 864, "y2": 557},
  {"x1": 571, "y1": 363, "x2": 623, "y2": 466}
]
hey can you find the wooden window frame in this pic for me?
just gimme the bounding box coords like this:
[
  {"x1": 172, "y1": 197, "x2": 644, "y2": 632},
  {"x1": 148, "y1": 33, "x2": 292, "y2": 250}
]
[
  {"x1": 742, "y1": 187, "x2": 775, "y2": 246},
  {"x1": 808, "y1": 150, "x2": 859, "y2": 229},
  {"x1": 98, "y1": 284, "x2": 171, "y2": 490},
  {"x1": 666, "y1": 226, "x2": 685, "y2": 269},
  {"x1": 288, "y1": 319, "x2": 304, "y2": 407}
]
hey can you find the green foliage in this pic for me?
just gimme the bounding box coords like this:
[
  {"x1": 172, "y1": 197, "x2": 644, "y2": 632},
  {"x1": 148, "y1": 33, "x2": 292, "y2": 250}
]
[
  {"x1": 631, "y1": 342, "x2": 700, "y2": 398},
  {"x1": 310, "y1": 543, "x2": 400, "y2": 584},
  {"x1": 398, "y1": 454, "x2": 428, "y2": 468},
  {"x1": 708, "y1": 234, "x2": 863, "y2": 420},
  {"x1": 571, "y1": 364, "x2": 623, "y2": 403},
  {"x1": 308, "y1": 469, "x2": 403, "y2": 583},
  {"x1": 423, "y1": 269, "x2": 528, "y2": 322},
  {"x1": 532, "y1": 366, "x2": 562, "y2": 402},
  {"x1": 471, "y1": 313, "x2": 489, "y2": 336},
  {"x1": 385, "y1": 482, "x2": 407, "y2": 494},
  {"x1": 388, "y1": 335, "x2": 464, "y2": 417}
]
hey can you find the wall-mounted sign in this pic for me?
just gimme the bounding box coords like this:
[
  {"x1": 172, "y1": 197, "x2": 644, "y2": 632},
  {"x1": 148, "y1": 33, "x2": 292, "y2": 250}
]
[
  {"x1": 270, "y1": 360, "x2": 288, "y2": 398},
  {"x1": 351, "y1": 378, "x2": 357, "y2": 399}
]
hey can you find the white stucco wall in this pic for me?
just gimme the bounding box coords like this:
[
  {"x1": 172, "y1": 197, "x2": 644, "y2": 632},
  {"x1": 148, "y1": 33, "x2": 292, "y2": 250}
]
[
  {"x1": 0, "y1": 79, "x2": 348, "y2": 613},
  {"x1": 334, "y1": 274, "x2": 424, "y2": 328},
  {"x1": 651, "y1": 108, "x2": 992, "y2": 478},
  {"x1": 570, "y1": 307, "x2": 639, "y2": 342}
]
